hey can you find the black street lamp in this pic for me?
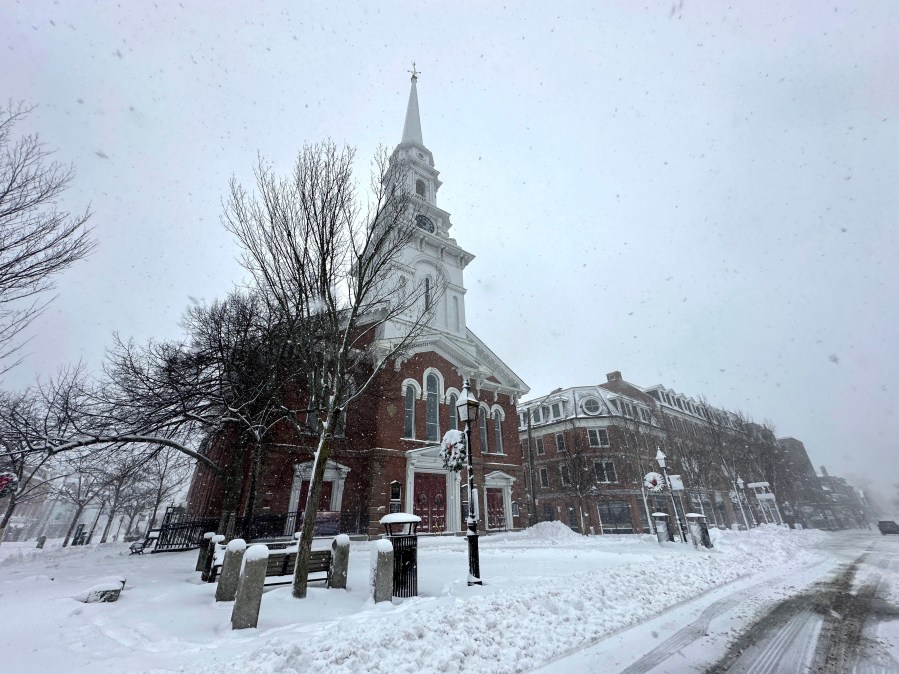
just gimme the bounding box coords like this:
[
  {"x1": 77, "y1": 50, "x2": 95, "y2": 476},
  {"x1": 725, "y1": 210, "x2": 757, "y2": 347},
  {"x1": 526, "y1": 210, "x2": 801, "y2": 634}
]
[
  {"x1": 656, "y1": 448, "x2": 687, "y2": 543},
  {"x1": 456, "y1": 379, "x2": 482, "y2": 585}
]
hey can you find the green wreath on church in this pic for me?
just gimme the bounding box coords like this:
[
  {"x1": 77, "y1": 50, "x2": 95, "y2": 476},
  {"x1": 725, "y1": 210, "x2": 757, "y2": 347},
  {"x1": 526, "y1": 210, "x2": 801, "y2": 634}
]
[{"x1": 439, "y1": 430, "x2": 467, "y2": 473}]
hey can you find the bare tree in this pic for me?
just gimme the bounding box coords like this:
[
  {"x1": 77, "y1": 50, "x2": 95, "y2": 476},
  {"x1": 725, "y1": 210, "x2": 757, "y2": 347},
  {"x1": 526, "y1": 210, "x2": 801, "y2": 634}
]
[
  {"x1": 0, "y1": 102, "x2": 95, "y2": 373},
  {"x1": 552, "y1": 423, "x2": 609, "y2": 534},
  {"x1": 55, "y1": 450, "x2": 109, "y2": 546},
  {"x1": 118, "y1": 481, "x2": 155, "y2": 539},
  {"x1": 0, "y1": 390, "x2": 73, "y2": 545},
  {"x1": 613, "y1": 410, "x2": 664, "y2": 533},
  {"x1": 223, "y1": 142, "x2": 438, "y2": 598},
  {"x1": 97, "y1": 448, "x2": 153, "y2": 543},
  {"x1": 0, "y1": 289, "x2": 304, "y2": 523},
  {"x1": 2, "y1": 362, "x2": 221, "y2": 473},
  {"x1": 141, "y1": 446, "x2": 193, "y2": 533},
  {"x1": 104, "y1": 290, "x2": 298, "y2": 518},
  {"x1": 654, "y1": 408, "x2": 720, "y2": 525}
]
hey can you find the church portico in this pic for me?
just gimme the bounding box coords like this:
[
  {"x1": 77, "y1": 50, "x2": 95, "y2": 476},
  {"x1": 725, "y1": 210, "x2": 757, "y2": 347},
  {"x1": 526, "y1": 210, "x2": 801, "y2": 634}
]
[{"x1": 405, "y1": 446, "x2": 463, "y2": 534}]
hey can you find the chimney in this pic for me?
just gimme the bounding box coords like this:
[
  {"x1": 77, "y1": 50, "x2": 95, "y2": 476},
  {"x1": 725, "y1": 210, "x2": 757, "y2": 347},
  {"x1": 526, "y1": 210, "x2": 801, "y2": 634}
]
[
  {"x1": 606, "y1": 371, "x2": 622, "y2": 383},
  {"x1": 820, "y1": 465, "x2": 829, "y2": 477}
]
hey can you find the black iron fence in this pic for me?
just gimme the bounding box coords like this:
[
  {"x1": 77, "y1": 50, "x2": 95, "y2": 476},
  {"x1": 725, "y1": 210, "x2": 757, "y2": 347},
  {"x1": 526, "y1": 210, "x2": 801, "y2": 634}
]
[
  {"x1": 153, "y1": 510, "x2": 219, "y2": 553},
  {"x1": 155, "y1": 508, "x2": 367, "y2": 551}
]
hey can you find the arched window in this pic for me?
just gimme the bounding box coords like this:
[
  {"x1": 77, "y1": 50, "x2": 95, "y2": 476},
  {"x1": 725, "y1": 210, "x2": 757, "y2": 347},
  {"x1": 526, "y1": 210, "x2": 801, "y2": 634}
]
[
  {"x1": 404, "y1": 385, "x2": 416, "y2": 439},
  {"x1": 415, "y1": 179, "x2": 426, "y2": 197},
  {"x1": 425, "y1": 277, "x2": 431, "y2": 311},
  {"x1": 493, "y1": 410, "x2": 504, "y2": 454},
  {"x1": 425, "y1": 373, "x2": 439, "y2": 441},
  {"x1": 447, "y1": 393, "x2": 458, "y2": 431},
  {"x1": 478, "y1": 409, "x2": 489, "y2": 453}
]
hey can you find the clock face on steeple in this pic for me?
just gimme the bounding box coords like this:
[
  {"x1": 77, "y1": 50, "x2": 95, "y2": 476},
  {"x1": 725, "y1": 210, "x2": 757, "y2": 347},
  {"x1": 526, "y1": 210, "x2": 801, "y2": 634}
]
[{"x1": 415, "y1": 214, "x2": 435, "y2": 233}]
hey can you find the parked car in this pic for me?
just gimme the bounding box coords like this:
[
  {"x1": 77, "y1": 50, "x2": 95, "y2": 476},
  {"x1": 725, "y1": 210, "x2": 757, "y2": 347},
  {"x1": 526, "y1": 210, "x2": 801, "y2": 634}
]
[{"x1": 877, "y1": 520, "x2": 899, "y2": 535}]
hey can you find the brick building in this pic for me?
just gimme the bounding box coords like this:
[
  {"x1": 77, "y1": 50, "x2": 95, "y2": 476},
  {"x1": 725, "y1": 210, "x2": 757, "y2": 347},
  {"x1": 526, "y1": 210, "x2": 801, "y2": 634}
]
[
  {"x1": 517, "y1": 371, "x2": 789, "y2": 534},
  {"x1": 518, "y1": 371, "x2": 876, "y2": 534},
  {"x1": 187, "y1": 74, "x2": 529, "y2": 537}
]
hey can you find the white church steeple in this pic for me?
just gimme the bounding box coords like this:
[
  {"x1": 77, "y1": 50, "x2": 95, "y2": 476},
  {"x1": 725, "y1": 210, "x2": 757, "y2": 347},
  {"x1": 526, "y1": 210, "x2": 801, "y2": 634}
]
[
  {"x1": 388, "y1": 68, "x2": 473, "y2": 339},
  {"x1": 401, "y1": 64, "x2": 424, "y2": 146}
]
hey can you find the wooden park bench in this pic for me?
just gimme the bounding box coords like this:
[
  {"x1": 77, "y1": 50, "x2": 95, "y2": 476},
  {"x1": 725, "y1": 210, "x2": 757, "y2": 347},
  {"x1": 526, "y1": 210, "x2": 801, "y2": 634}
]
[{"x1": 209, "y1": 548, "x2": 332, "y2": 587}]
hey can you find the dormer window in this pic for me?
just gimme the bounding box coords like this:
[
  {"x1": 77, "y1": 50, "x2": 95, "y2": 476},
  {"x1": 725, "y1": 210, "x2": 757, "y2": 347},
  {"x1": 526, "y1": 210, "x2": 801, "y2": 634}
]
[{"x1": 415, "y1": 179, "x2": 427, "y2": 197}]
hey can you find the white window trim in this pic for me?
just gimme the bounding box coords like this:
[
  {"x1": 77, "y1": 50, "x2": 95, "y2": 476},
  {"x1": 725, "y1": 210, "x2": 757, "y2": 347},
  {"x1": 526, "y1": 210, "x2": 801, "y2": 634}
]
[
  {"x1": 588, "y1": 428, "x2": 611, "y2": 448},
  {"x1": 594, "y1": 459, "x2": 616, "y2": 484},
  {"x1": 581, "y1": 397, "x2": 602, "y2": 415},
  {"x1": 422, "y1": 367, "x2": 445, "y2": 400},
  {"x1": 401, "y1": 378, "x2": 422, "y2": 400},
  {"x1": 490, "y1": 407, "x2": 505, "y2": 455}
]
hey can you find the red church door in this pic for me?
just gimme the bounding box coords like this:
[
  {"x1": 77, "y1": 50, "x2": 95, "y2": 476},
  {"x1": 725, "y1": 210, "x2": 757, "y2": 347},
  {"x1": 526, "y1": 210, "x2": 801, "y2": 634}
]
[
  {"x1": 413, "y1": 473, "x2": 446, "y2": 533},
  {"x1": 298, "y1": 480, "x2": 333, "y2": 513},
  {"x1": 486, "y1": 488, "x2": 505, "y2": 530}
]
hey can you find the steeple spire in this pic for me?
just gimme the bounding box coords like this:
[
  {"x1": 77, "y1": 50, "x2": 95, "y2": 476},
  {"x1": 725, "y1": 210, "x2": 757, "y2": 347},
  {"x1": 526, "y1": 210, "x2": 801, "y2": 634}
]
[{"x1": 401, "y1": 63, "x2": 423, "y2": 145}]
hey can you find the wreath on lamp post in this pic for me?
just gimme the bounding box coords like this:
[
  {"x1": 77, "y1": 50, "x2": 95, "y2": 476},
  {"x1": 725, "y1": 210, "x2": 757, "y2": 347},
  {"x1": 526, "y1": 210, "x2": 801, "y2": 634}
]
[
  {"x1": 439, "y1": 430, "x2": 467, "y2": 473},
  {"x1": 0, "y1": 471, "x2": 19, "y2": 498},
  {"x1": 644, "y1": 472, "x2": 665, "y2": 493}
]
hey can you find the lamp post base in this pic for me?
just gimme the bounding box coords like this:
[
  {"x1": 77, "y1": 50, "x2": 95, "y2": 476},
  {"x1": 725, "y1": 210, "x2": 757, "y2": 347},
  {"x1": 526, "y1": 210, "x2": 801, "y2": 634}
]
[{"x1": 467, "y1": 532, "x2": 482, "y2": 585}]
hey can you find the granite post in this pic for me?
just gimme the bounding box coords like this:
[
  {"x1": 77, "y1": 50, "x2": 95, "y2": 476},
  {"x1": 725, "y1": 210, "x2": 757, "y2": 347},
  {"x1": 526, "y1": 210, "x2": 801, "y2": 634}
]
[
  {"x1": 231, "y1": 544, "x2": 269, "y2": 630},
  {"x1": 371, "y1": 538, "x2": 393, "y2": 603},
  {"x1": 215, "y1": 538, "x2": 247, "y2": 602},
  {"x1": 330, "y1": 534, "x2": 350, "y2": 590}
]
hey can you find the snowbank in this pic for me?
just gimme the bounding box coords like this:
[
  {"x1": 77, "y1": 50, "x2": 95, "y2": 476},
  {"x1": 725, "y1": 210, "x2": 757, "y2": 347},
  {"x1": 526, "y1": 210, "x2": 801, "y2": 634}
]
[
  {"x1": 0, "y1": 526, "x2": 861, "y2": 674},
  {"x1": 204, "y1": 527, "x2": 828, "y2": 673},
  {"x1": 505, "y1": 520, "x2": 590, "y2": 545}
]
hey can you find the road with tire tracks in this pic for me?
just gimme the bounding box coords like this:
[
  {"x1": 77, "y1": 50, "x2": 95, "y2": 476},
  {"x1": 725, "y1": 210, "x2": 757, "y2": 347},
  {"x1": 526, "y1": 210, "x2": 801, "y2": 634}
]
[{"x1": 531, "y1": 531, "x2": 899, "y2": 673}]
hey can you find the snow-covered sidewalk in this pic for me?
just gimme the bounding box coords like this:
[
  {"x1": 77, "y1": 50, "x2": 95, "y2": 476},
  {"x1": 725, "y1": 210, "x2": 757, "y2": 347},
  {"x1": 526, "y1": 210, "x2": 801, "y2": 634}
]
[{"x1": 0, "y1": 524, "x2": 838, "y2": 673}]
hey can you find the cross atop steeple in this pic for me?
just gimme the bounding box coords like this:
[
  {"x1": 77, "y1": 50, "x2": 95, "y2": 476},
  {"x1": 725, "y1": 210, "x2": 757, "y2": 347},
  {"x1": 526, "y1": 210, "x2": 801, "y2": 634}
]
[{"x1": 408, "y1": 62, "x2": 420, "y2": 82}]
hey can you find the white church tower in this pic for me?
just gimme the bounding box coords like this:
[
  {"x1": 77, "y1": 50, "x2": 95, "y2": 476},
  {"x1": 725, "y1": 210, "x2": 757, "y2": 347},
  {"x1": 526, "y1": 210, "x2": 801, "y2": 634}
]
[{"x1": 389, "y1": 66, "x2": 474, "y2": 340}]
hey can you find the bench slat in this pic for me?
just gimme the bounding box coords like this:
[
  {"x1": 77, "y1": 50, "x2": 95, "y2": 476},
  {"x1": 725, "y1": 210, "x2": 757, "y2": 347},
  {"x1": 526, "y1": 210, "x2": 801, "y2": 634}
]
[{"x1": 211, "y1": 548, "x2": 332, "y2": 586}]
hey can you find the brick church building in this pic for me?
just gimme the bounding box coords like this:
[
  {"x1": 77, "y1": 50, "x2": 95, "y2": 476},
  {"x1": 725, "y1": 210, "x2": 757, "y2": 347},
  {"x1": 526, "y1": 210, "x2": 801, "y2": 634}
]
[{"x1": 187, "y1": 73, "x2": 530, "y2": 538}]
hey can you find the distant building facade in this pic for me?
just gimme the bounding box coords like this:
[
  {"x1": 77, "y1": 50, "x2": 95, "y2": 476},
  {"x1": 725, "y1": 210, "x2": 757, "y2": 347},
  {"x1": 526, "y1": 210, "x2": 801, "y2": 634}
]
[{"x1": 518, "y1": 371, "x2": 867, "y2": 534}]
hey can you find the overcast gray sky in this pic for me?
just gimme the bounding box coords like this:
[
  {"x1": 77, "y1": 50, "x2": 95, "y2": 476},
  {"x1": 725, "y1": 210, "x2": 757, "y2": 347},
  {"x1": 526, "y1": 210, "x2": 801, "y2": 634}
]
[{"x1": 3, "y1": 1, "x2": 898, "y2": 505}]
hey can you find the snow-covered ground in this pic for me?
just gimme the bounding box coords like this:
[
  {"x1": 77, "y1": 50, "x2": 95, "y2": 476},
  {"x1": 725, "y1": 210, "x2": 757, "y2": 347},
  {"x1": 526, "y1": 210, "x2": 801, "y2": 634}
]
[{"x1": 0, "y1": 524, "x2": 886, "y2": 673}]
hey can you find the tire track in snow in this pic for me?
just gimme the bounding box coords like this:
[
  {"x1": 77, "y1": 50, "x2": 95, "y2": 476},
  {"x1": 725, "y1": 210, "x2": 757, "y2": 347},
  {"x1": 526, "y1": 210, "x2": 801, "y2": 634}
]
[
  {"x1": 615, "y1": 559, "x2": 829, "y2": 673},
  {"x1": 726, "y1": 605, "x2": 821, "y2": 674}
]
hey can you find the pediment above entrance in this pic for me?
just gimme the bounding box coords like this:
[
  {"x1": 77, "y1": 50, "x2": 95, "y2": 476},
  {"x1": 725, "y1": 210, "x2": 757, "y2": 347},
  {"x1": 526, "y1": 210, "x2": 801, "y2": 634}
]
[
  {"x1": 485, "y1": 470, "x2": 516, "y2": 487},
  {"x1": 406, "y1": 444, "x2": 443, "y2": 458},
  {"x1": 406, "y1": 444, "x2": 446, "y2": 471}
]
